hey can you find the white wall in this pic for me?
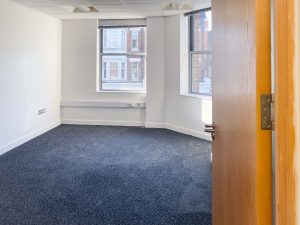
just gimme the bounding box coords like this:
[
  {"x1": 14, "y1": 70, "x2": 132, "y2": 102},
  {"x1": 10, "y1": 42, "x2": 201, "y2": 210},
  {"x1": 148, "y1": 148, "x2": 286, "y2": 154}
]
[
  {"x1": 0, "y1": 0, "x2": 62, "y2": 154},
  {"x1": 61, "y1": 16, "x2": 211, "y2": 140},
  {"x1": 145, "y1": 17, "x2": 166, "y2": 126},
  {"x1": 164, "y1": 15, "x2": 212, "y2": 139},
  {"x1": 61, "y1": 20, "x2": 146, "y2": 126}
]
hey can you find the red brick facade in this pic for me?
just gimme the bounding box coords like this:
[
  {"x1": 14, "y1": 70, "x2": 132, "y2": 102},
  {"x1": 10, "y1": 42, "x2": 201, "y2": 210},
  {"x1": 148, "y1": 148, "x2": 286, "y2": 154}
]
[
  {"x1": 125, "y1": 28, "x2": 145, "y2": 82},
  {"x1": 190, "y1": 11, "x2": 212, "y2": 95}
]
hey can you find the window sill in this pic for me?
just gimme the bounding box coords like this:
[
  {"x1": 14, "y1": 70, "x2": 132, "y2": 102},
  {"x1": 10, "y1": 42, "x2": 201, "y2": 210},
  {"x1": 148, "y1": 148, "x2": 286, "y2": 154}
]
[{"x1": 179, "y1": 93, "x2": 212, "y2": 100}]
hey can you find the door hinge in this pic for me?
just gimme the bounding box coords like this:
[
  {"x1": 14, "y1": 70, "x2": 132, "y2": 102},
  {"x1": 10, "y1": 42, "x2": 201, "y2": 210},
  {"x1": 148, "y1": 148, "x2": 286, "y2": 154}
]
[{"x1": 261, "y1": 94, "x2": 275, "y2": 130}]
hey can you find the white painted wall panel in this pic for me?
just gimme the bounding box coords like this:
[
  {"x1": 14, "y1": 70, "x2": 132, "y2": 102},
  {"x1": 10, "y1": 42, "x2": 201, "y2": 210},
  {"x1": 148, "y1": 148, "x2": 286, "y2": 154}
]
[
  {"x1": 0, "y1": 0, "x2": 62, "y2": 153},
  {"x1": 61, "y1": 20, "x2": 145, "y2": 125},
  {"x1": 145, "y1": 17, "x2": 166, "y2": 126},
  {"x1": 165, "y1": 15, "x2": 212, "y2": 139}
]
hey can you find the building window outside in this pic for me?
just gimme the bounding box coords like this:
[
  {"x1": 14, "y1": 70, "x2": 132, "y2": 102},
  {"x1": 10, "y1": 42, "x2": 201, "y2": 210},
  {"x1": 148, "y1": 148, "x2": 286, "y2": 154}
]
[
  {"x1": 102, "y1": 57, "x2": 127, "y2": 81},
  {"x1": 131, "y1": 30, "x2": 139, "y2": 50},
  {"x1": 131, "y1": 62, "x2": 138, "y2": 80},
  {"x1": 121, "y1": 62, "x2": 126, "y2": 80},
  {"x1": 99, "y1": 24, "x2": 146, "y2": 91},
  {"x1": 103, "y1": 29, "x2": 126, "y2": 50},
  {"x1": 110, "y1": 61, "x2": 118, "y2": 79},
  {"x1": 103, "y1": 62, "x2": 107, "y2": 80},
  {"x1": 188, "y1": 8, "x2": 212, "y2": 96}
]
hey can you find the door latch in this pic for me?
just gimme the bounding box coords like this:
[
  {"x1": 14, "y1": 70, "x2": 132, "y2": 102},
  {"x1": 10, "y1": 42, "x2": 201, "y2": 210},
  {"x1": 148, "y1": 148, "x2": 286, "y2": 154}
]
[
  {"x1": 204, "y1": 123, "x2": 215, "y2": 140},
  {"x1": 261, "y1": 94, "x2": 275, "y2": 130}
]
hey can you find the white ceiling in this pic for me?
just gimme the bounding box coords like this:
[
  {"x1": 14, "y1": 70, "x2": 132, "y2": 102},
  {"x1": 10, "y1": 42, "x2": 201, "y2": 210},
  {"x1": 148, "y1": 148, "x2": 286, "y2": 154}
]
[{"x1": 10, "y1": 0, "x2": 211, "y2": 19}]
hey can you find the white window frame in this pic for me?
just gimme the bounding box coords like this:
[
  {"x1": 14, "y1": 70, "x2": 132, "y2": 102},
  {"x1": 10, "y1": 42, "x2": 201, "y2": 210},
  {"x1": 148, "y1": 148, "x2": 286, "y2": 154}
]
[
  {"x1": 97, "y1": 20, "x2": 147, "y2": 93},
  {"x1": 184, "y1": 8, "x2": 212, "y2": 97}
]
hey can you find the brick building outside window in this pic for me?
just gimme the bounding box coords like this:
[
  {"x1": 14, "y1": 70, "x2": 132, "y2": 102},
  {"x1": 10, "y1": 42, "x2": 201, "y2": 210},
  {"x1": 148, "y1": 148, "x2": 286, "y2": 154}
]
[
  {"x1": 188, "y1": 8, "x2": 212, "y2": 96},
  {"x1": 100, "y1": 25, "x2": 146, "y2": 92}
]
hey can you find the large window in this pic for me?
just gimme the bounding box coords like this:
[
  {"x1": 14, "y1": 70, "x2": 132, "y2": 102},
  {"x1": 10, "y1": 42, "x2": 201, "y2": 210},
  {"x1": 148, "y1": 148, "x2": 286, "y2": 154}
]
[
  {"x1": 188, "y1": 8, "x2": 212, "y2": 96},
  {"x1": 99, "y1": 24, "x2": 146, "y2": 92}
]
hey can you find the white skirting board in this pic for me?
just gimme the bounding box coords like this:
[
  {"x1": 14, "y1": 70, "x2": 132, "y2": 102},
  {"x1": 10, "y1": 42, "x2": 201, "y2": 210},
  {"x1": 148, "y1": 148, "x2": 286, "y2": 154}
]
[
  {"x1": 0, "y1": 121, "x2": 61, "y2": 156},
  {"x1": 145, "y1": 122, "x2": 212, "y2": 141}
]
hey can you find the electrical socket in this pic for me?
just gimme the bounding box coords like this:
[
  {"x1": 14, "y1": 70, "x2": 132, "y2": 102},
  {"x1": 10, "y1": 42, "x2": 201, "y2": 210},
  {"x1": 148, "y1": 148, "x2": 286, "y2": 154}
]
[{"x1": 38, "y1": 108, "x2": 46, "y2": 116}]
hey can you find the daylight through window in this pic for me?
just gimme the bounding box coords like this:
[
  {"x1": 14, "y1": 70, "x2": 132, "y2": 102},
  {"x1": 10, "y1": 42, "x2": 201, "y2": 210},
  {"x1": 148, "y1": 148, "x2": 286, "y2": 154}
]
[
  {"x1": 188, "y1": 8, "x2": 212, "y2": 96},
  {"x1": 99, "y1": 24, "x2": 146, "y2": 92}
]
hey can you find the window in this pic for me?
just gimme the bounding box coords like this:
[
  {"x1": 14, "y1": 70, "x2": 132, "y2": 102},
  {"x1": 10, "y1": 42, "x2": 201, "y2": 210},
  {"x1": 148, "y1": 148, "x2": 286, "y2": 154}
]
[
  {"x1": 131, "y1": 61, "x2": 138, "y2": 80},
  {"x1": 187, "y1": 8, "x2": 212, "y2": 96},
  {"x1": 103, "y1": 62, "x2": 107, "y2": 79},
  {"x1": 131, "y1": 30, "x2": 139, "y2": 50},
  {"x1": 102, "y1": 57, "x2": 127, "y2": 81},
  {"x1": 121, "y1": 62, "x2": 126, "y2": 79},
  {"x1": 99, "y1": 23, "x2": 146, "y2": 92},
  {"x1": 103, "y1": 29, "x2": 126, "y2": 51}
]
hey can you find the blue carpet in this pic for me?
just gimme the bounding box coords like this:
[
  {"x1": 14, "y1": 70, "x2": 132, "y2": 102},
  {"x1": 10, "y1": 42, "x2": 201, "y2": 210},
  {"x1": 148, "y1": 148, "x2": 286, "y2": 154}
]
[{"x1": 0, "y1": 125, "x2": 212, "y2": 225}]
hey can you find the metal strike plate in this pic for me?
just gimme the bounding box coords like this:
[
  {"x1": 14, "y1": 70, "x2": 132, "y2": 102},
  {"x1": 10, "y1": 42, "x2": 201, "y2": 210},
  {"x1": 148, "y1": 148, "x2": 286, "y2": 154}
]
[{"x1": 261, "y1": 94, "x2": 274, "y2": 130}]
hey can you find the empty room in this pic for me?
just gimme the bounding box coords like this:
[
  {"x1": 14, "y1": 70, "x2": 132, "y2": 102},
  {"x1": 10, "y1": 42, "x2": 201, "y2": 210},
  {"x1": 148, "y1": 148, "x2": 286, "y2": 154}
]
[
  {"x1": 0, "y1": 0, "x2": 213, "y2": 224},
  {"x1": 1, "y1": 0, "x2": 299, "y2": 225}
]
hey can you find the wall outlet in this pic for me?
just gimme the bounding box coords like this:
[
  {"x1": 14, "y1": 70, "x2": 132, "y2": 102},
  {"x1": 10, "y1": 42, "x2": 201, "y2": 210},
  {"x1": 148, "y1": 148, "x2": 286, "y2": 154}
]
[{"x1": 38, "y1": 108, "x2": 46, "y2": 115}]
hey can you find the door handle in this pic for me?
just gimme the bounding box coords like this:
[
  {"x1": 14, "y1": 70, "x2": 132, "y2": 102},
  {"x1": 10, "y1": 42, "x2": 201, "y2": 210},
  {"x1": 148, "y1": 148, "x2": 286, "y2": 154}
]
[
  {"x1": 204, "y1": 128, "x2": 215, "y2": 133},
  {"x1": 205, "y1": 124, "x2": 215, "y2": 129},
  {"x1": 203, "y1": 123, "x2": 215, "y2": 140}
]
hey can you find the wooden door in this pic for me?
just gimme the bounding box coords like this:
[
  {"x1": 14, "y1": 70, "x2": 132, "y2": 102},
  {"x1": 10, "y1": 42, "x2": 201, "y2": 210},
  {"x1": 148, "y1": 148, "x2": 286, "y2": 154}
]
[{"x1": 211, "y1": 0, "x2": 273, "y2": 225}]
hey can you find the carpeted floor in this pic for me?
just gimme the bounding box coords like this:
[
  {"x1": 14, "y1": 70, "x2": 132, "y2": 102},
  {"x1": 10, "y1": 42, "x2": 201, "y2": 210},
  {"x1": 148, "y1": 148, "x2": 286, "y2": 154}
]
[{"x1": 0, "y1": 125, "x2": 212, "y2": 225}]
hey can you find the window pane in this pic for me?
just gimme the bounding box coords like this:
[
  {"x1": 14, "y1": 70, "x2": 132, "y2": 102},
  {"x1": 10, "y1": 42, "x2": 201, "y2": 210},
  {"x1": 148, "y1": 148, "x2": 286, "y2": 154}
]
[
  {"x1": 131, "y1": 30, "x2": 138, "y2": 50},
  {"x1": 131, "y1": 62, "x2": 138, "y2": 80},
  {"x1": 101, "y1": 55, "x2": 145, "y2": 91},
  {"x1": 121, "y1": 62, "x2": 126, "y2": 79},
  {"x1": 191, "y1": 10, "x2": 212, "y2": 51},
  {"x1": 103, "y1": 62, "x2": 107, "y2": 79},
  {"x1": 191, "y1": 53, "x2": 212, "y2": 95},
  {"x1": 102, "y1": 27, "x2": 145, "y2": 54}
]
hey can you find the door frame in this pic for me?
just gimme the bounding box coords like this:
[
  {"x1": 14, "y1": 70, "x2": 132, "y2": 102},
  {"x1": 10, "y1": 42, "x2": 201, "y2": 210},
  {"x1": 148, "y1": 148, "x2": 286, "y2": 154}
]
[{"x1": 274, "y1": 0, "x2": 297, "y2": 224}]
